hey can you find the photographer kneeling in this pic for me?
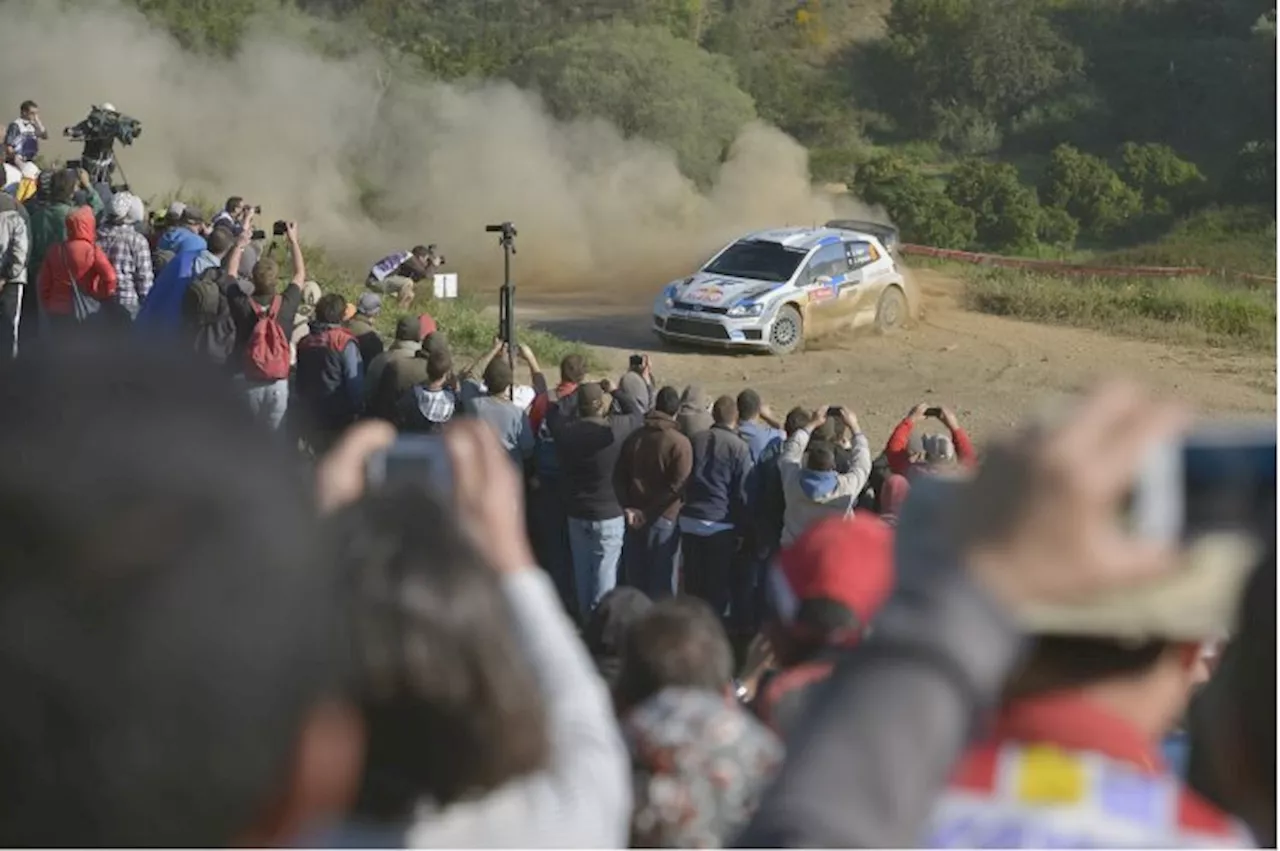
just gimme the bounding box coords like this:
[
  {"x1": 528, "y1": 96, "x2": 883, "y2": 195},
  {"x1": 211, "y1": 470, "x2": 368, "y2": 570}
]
[{"x1": 366, "y1": 245, "x2": 444, "y2": 310}]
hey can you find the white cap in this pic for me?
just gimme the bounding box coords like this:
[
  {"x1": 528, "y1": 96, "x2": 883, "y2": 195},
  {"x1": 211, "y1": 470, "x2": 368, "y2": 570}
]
[
  {"x1": 99, "y1": 102, "x2": 117, "y2": 113},
  {"x1": 166, "y1": 200, "x2": 186, "y2": 218}
]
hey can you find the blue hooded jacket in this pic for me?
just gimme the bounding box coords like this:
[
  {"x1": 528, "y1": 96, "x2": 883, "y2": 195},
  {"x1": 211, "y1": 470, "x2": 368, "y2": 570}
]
[{"x1": 135, "y1": 248, "x2": 218, "y2": 330}]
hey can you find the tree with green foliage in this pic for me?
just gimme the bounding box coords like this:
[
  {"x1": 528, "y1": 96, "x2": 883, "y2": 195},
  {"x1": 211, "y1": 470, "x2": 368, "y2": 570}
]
[
  {"x1": 1041, "y1": 144, "x2": 1143, "y2": 240},
  {"x1": 1036, "y1": 205, "x2": 1080, "y2": 250},
  {"x1": 1118, "y1": 142, "x2": 1207, "y2": 217},
  {"x1": 851, "y1": 154, "x2": 977, "y2": 248},
  {"x1": 1227, "y1": 139, "x2": 1277, "y2": 209},
  {"x1": 509, "y1": 22, "x2": 756, "y2": 184},
  {"x1": 131, "y1": 0, "x2": 259, "y2": 54},
  {"x1": 881, "y1": 0, "x2": 1083, "y2": 140},
  {"x1": 945, "y1": 159, "x2": 1041, "y2": 251}
]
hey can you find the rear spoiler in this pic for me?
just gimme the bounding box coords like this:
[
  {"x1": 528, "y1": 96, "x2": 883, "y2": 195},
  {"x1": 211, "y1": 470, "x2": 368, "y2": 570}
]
[{"x1": 825, "y1": 219, "x2": 900, "y2": 250}]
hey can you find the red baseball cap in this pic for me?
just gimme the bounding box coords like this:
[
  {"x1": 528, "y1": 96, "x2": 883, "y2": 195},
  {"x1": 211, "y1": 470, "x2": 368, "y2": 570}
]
[
  {"x1": 773, "y1": 512, "x2": 895, "y2": 627},
  {"x1": 418, "y1": 313, "x2": 438, "y2": 339}
]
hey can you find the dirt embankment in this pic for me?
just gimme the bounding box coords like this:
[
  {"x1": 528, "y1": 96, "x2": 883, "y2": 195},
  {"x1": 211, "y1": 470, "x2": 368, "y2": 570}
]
[{"x1": 519, "y1": 266, "x2": 1276, "y2": 445}]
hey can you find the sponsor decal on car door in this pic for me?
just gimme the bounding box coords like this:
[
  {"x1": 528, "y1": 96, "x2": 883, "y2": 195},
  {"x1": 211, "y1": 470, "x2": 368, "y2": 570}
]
[{"x1": 837, "y1": 241, "x2": 880, "y2": 317}]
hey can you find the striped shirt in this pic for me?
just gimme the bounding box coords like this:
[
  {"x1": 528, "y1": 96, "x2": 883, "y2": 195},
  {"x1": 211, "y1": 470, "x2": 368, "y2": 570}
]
[{"x1": 98, "y1": 224, "x2": 154, "y2": 312}]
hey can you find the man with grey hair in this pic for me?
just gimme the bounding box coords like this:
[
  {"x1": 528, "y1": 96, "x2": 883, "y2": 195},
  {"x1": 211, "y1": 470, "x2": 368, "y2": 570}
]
[
  {"x1": 884, "y1": 403, "x2": 975, "y2": 476},
  {"x1": 98, "y1": 190, "x2": 153, "y2": 319}
]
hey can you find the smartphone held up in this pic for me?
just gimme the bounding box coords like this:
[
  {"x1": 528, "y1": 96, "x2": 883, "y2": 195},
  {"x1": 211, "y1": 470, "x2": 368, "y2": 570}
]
[
  {"x1": 365, "y1": 435, "x2": 454, "y2": 498},
  {"x1": 1130, "y1": 422, "x2": 1276, "y2": 545}
]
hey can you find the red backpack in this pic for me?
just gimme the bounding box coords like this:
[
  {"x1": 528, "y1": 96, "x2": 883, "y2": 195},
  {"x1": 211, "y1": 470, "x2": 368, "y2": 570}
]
[{"x1": 244, "y1": 297, "x2": 291, "y2": 381}]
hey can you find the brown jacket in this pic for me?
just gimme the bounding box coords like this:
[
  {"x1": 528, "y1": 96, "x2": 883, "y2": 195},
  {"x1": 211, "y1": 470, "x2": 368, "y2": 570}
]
[
  {"x1": 369, "y1": 349, "x2": 429, "y2": 421},
  {"x1": 613, "y1": 411, "x2": 693, "y2": 523}
]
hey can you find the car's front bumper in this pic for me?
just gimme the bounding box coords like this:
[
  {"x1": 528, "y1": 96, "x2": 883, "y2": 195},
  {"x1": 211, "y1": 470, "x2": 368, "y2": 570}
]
[{"x1": 652, "y1": 310, "x2": 772, "y2": 350}]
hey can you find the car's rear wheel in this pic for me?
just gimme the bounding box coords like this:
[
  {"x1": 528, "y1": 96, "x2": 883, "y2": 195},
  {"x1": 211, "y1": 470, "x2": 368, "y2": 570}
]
[
  {"x1": 768, "y1": 305, "x2": 803, "y2": 355},
  {"x1": 875, "y1": 286, "x2": 908, "y2": 332}
]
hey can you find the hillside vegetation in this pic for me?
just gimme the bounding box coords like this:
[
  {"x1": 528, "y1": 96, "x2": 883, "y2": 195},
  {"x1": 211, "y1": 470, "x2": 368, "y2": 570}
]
[{"x1": 127, "y1": 0, "x2": 1276, "y2": 273}]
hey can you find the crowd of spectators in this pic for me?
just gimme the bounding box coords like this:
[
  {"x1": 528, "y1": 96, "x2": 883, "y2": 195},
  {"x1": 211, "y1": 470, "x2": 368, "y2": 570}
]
[{"x1": 0, "y1": 97, "x2": 1274, "y2": 849}]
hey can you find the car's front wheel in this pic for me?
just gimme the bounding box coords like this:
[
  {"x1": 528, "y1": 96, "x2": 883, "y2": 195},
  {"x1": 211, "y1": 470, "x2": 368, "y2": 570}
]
[
  {"x1": 875, "y1": 285, "x2": 908, "y2": 332},
  {"x1": 768, "y1": 305, "x2": 803, "y2": 355}
]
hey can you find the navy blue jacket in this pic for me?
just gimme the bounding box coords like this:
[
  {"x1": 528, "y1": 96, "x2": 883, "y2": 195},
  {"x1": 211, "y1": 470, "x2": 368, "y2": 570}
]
[{"x1": 682, "y1": 423, "x2": 753, "y2": 528}]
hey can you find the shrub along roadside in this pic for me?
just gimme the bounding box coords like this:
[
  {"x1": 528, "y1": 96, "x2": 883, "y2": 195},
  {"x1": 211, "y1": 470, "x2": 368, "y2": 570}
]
[{"x1": 960, "y1": 267, "x2": 1276, "y2": 353}]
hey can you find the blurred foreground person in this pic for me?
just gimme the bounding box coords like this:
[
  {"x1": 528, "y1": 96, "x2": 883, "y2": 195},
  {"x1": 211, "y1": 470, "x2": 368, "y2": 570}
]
[
  {"x1": 316, "y1": 419, "x2": 631, "y2": 847},
  {"x1": 1191, "y1": 552, "x2": 1276, "y2": 846},
  {"x1": 925, "y1": 534, "x2": 1255, "y2": 847},
  {"x1": 740, "y1": 383, "x2": 1242, "y2": 847},
  {"x1": 583, "y1": 587, "x2": 654, "y2": 690},
  {"x1": 0, "y1": 337, "x2": 360, "y2": 846},
  {"x1": 754, "y1": 513, "x2": 895, "y2": 737},
  {"x1": 626, "y1": 688, "x2": 783, "y2": 848},
  {"x1": 614, "y1": 597, "x2": 734, "y2": 716}
]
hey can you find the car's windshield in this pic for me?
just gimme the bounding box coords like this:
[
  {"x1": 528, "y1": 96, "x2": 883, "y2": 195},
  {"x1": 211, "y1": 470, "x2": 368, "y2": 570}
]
[{"x1": 702, "y1": 240, "x2": 807, "y2": 283}]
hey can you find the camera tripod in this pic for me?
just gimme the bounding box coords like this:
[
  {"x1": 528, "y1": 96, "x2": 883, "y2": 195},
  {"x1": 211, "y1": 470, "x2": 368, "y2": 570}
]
[{"x1": 486, "y1": 221, "x2": 518, "y2": 398}]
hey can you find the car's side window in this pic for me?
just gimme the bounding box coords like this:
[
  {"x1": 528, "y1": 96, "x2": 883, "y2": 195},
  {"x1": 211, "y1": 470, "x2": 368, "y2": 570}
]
[
  {"x1": 803, "y1": 242, "x2": 848, "y2": 284},
  {"x1": 845, "y1": 241, "x2": 881, "y2": 271}
]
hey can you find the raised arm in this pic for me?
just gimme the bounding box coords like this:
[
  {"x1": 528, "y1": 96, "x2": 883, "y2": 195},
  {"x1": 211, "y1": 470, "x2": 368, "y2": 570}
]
[
  {"x1": 885, "y1": 404, "x2": 926, "y2": 476},
  {"x1": 780, "y1": 409, "x2": 823, "y2": 469},
  {"x1": 939, "y1": 407, "x2": 976, "y2": 466},
  {"x1": 517, "y1": 344, "x2": 549, "y2": 398},
  {"x1": 462, "y1": 338, "x2": 504, "y2": 382}
]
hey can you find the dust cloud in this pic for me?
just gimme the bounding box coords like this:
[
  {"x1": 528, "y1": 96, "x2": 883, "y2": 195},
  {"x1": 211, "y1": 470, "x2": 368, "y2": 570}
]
[{"x1": 0, "y1": 0, "x2": 880, "y2": 302}]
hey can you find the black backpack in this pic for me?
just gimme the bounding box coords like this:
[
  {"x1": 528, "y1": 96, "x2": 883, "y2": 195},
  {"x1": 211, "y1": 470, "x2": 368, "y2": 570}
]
[{"x1": 181, "y1": 265, "x2": 237, "y2": 366}]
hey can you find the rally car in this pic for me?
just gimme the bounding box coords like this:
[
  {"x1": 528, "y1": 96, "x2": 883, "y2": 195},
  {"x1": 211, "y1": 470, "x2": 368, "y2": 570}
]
[{"x1": 652, "y1": 220, "x2": 913, "y2": 355}]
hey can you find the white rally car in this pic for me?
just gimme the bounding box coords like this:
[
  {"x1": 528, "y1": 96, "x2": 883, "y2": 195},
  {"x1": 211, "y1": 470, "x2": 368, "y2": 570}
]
[{"x1": 652, "y1": 220, "x2": 913, "y2": 355}]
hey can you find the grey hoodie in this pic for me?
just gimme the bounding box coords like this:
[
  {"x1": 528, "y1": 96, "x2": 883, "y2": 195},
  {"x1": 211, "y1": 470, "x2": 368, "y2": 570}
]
[{"x1": 677, "y1": 385, "x2": 714, "y2": 438}]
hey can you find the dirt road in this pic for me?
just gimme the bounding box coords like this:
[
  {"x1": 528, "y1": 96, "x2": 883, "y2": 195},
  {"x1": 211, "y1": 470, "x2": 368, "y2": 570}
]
[{"x1": 521, "y1": 267, "x2": 1275, "y2": 444}]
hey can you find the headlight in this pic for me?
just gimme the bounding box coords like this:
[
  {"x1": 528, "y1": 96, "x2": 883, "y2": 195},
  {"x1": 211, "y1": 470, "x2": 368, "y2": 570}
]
[
  {"x1": 660, "y1": 285, "x2": 677, "y2": 309},
  {"x1": 727, "y1": 302, "x2": 764, "y2": 318}
]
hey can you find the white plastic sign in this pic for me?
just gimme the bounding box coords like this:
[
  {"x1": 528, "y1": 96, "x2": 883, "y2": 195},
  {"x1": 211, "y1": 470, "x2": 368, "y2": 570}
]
[{"x1": 433, "y1": 273, "x2": 458, "y2": 299}]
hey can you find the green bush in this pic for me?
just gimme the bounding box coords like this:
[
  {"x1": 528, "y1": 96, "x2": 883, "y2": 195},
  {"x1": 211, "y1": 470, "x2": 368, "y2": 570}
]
[
  {"x1": 1035, "y1": 205, "x2": 1080, "y2": 250},
  {"x1": 962, "y1": 268, "x2": 1275, "y2": 351},
  {"x1": 509, "y1": 22, "x2": 757, "y2": 185},
  {"x1": 1226, "y1": 140, "x2": 1277, "y2": 209},
  {"x1": 1041, "y1": 144, "x2": 1143, "y2": 239},
  {"x1": 945, "y1": 159, "x2": 1041, "y2": 251},
  {"x1": 1118, "y1": 142, "x2": 1207, "y2": 217},
  {"x1": 850, "y1": 154, "x2": 977, "y2": 248},
  {"x1": 1099, "y1": 206, "x2": 1277, "y2": 278},
  {"x1": 881, "y1": 0, "x2": 1083, "y2": 135},
  {"x1": 931, "y1": 103, "x2": 1002, "y2": 156}
]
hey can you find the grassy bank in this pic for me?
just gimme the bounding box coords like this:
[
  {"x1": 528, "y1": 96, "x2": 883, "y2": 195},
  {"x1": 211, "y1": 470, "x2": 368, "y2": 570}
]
[
  {"x1": 962, "y1": 268, "x2": 1276, "y2": 352},
  {"x1": 1097, "y1": 207, "x2": 1278, "y2": 279},
  {"x1": 291, "y1": 243, "x2": 598, "y2": 370}
]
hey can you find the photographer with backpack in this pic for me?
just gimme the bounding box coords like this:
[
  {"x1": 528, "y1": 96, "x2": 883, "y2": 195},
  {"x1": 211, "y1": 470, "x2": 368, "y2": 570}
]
[{"x1": 226, "y1": 220, "x2": 305, "y2": 431}]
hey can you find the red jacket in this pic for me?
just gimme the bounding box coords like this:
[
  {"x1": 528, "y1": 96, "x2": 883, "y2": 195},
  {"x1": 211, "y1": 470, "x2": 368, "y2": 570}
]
[
  {"x1": 38, "y1": 206, "x2": 117, "y2": 316},
  {"x1": 884, "y1": 415, "x2": 975, "y2": 476}
]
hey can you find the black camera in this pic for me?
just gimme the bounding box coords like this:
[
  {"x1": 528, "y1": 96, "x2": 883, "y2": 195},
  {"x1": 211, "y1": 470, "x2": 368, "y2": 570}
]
[
  {"x1": 629, "y1": 354, "x2": 645, "y2": 371},
  {"x1": 253, "y1": 205, "x2": 263, "y2": 215},
  {"x1": 272, "y1": 220, "x2": 288, "y2": 236},
  {"x1": 827, "y1": 405, "x2": 844, "y2": 418},
  {"x1": 250, "y1": 229, "x2": 267, "y2": 241}
]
